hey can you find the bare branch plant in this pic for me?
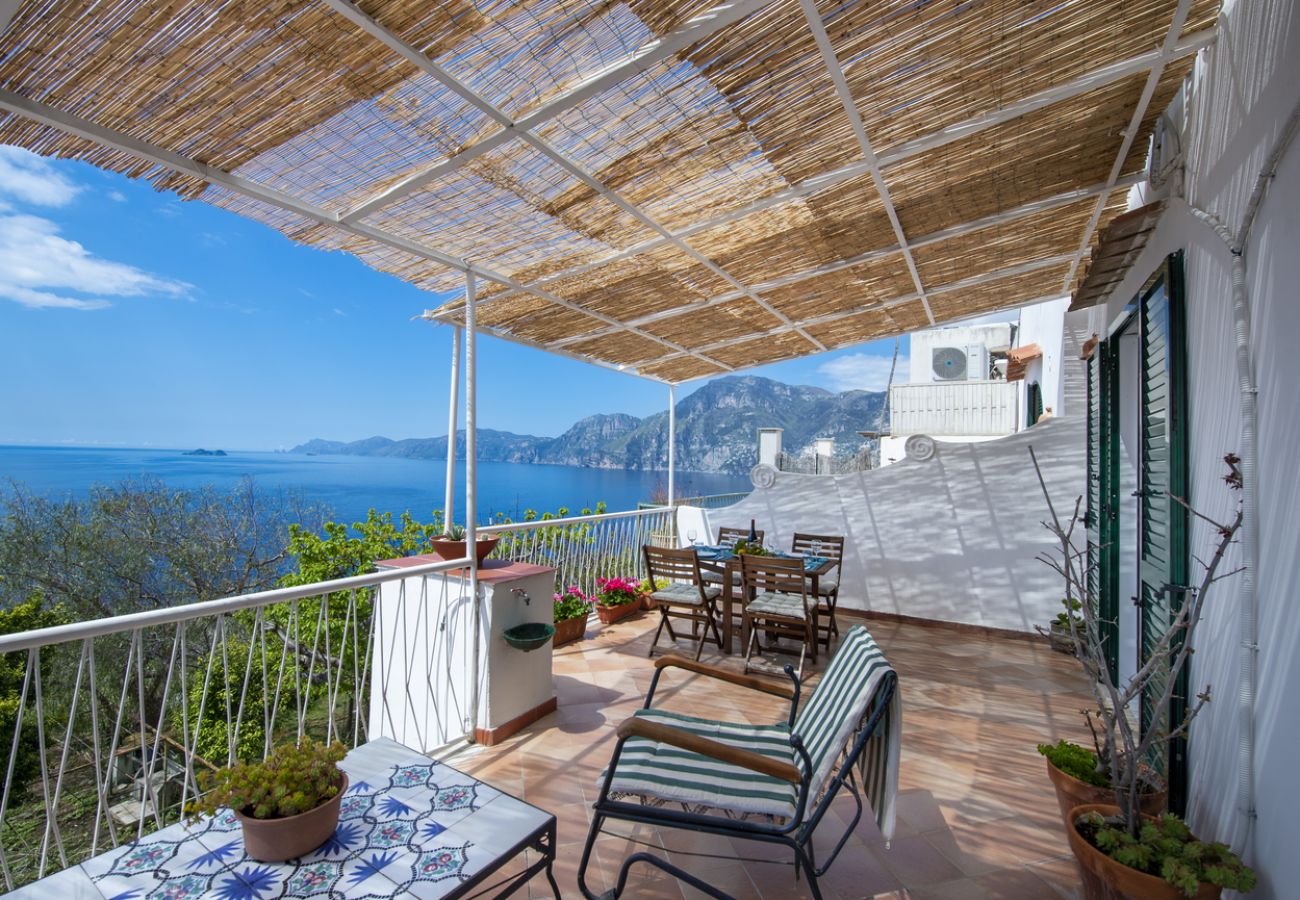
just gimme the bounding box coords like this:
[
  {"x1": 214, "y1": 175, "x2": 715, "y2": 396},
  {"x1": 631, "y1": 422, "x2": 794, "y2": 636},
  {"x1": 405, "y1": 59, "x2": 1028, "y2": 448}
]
[{"x1": 1028, "y1": 447, "x2": 1244, "y2": 836}]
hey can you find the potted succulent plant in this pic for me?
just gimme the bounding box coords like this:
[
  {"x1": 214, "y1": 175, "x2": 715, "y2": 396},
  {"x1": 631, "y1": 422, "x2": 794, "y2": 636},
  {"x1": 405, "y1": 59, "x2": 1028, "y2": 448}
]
[
  {"x1": 1037, "y1": 739, "x2": 1165, "y2": 827},
  {"x1": 429, "y1": 522, "x2": 500, "y2": 567},
  {"x1": 1041, "y1": 598, "x2": 1087, "y2": 655},
  {"x1": 593, "y1": 576, "x2": 642, "y2": 625},
  {"x1": 186, "y1": 738, "x2": 348, "y2": 862},
  {"x1": 553, "y1": 586, "x2": 592, "y2": 646},
  {"x1": 1029, "y1": 449, "x2": 1254, "y2": 898}
]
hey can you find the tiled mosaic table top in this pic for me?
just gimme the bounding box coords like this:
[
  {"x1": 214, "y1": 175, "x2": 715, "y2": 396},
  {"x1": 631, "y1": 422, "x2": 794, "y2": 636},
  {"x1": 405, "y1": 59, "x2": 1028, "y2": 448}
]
[{"x1": 13, "y1": 738, "x2": 554, "y2": 899}]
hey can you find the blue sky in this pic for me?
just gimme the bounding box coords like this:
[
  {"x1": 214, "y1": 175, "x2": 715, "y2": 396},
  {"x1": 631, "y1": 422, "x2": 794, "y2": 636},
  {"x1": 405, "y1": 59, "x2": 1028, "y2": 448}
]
[{"x1": 0, "y1": 147, "x2": 908, "y2": 450}]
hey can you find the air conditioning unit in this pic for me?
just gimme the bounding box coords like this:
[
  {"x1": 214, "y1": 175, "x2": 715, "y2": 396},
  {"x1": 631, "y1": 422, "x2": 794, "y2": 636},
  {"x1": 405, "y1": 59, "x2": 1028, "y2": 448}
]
[{"x1": 932, "y1": 346, "x2": 967, "y2": 381}]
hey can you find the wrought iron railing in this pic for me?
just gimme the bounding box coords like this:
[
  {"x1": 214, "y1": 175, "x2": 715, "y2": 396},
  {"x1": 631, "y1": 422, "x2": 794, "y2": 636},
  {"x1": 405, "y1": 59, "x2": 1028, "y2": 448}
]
[
  {"x1": 637, "y1": 491, "x2": 750, "y2": 512},
  {"x1": 0, "y1": 556, "x2": 473, "y2": 891},
  {"x1": 482, "y1": 506, "x2": 675, "y2": 596}
]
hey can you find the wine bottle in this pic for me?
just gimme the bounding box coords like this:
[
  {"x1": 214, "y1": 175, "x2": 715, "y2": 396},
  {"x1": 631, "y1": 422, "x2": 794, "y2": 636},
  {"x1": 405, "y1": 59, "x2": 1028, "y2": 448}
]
[{"x1": 748, "y1": 517, "x2": 758, "y2": 543}]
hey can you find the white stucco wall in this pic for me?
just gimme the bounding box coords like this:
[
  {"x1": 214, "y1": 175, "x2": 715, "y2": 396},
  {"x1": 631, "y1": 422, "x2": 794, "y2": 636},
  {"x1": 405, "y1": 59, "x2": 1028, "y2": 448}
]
[
  {"x1": 1017, "y1": 297, "x2": 1071, "y2": 416},
  {"x1": 714, "y1": 409, "x2": 1085, "y2": 634},
  {"x1": 1087, "y1": 0, "x2": 1300, "y2": 891}
]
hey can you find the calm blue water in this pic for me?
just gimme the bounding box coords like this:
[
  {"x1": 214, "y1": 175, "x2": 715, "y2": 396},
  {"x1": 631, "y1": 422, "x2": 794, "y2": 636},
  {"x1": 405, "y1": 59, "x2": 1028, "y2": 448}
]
[{"x1": 0, "y1": 446, "x2": 749, "y2": 525}]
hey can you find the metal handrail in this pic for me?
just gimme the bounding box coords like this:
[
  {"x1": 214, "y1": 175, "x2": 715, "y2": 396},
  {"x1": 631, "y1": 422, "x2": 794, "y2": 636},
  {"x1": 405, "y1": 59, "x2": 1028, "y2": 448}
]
[
  {"x1": 0, "y1": 555, "x2": 473, "y2": 655},
  {"x1": 479, "y1": 505, "x2": 667, "y2": 533}
]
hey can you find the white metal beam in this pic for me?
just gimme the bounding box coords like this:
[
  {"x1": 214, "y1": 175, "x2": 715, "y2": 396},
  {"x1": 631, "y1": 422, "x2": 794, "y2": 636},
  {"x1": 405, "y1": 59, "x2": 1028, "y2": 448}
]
[
  {"x1": 323, "y1": 0, "x2": 824, "y2": 353},
  {"x1": 1064, "y1": 0, "x2": 1199, "y2": 290},
  {"x1": 336, "y1": 0, "x2": 779, "y2": 222},
  {"x1": 443, "y1": 325, "x2": 462, "y2": 527},
  {"x1": 546, "y1": 174, "x2": 1140, "y2": 346},
  {"x1": 667, "y1": 384, "x2": 676, "y2": 504},
  {"x1": 798, "y1": 0, "x2": 934, "y2": 323},
  {"x1": 476, "y1": 29, "x2": 1213, "y2": 311},
  {"x1": 0, "y1": 89, "x2": 732, "y2": 375},
  {"x1": 422, "y1": 314, "x2": 671, "y2": 383},
  {"x1": 0, "y1": 0, "x2": 22, "y2": 38}
]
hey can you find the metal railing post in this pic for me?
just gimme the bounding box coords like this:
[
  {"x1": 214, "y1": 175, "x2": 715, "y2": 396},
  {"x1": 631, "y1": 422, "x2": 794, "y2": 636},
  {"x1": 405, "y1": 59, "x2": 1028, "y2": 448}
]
[
  {"x1": 444, "y1": 325, "x2": 462, "y2": 527},
  {"x1": 464, "y1": 270, "x2": 481, "y2": 738}
]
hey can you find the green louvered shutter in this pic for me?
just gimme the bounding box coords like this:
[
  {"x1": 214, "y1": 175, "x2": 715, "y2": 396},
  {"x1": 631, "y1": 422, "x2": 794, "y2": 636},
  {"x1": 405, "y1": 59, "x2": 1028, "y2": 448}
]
[
  {"x1": 1085, "y1": 344, "x2": 1120, "y2": 682},
  {"x1": 1137, "y1": 254, "x2": 1190, "y2": 814}
]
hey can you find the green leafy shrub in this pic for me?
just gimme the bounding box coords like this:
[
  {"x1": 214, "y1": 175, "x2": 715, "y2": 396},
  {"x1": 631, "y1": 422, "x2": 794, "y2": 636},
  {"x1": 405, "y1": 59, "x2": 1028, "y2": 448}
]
[
  {"x1": 186, "y1": 738, "x2": 346, "y2": 821},
  {"x1": 553, "y1": 587, "x2": 591, "y2": 622},
  {"x1": 1053, "y1": 597, "x2": 1084, "y2": 628},
  {"x1": 1038, "y1": 739, "x2": 1108, "y2": 787},
  {"x1": 1078, "y1": 811, "x2": 1256, "y2": 897}
]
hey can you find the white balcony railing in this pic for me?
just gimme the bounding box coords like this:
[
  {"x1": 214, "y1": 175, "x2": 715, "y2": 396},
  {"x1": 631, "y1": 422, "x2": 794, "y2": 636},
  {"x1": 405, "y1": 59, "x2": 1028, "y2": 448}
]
[
  {"x1": 889, "y1": 380, "x2": 1019, "y2": 436},
  {"x1": 483, "y1": 505, "x2": 675, "y2": 596},
  {"x1": 0, "y1": 555, "x2": 478, "y2": 891},
  {"x1": 0, "y1": 506, "x2": 671, "y2": 890}
]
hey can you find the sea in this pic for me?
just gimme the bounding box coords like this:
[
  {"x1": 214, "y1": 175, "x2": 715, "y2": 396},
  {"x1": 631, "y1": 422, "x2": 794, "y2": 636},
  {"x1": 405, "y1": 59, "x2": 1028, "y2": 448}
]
[{"x1": 0, "y1": 446, "x2": 751, "y2": 526}]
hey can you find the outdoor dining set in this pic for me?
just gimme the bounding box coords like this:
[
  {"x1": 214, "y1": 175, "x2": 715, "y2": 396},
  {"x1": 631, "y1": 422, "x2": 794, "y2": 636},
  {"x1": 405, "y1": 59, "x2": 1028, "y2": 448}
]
[{"x1": 642, "y1": 527, "x2": 845, "y2": 677}]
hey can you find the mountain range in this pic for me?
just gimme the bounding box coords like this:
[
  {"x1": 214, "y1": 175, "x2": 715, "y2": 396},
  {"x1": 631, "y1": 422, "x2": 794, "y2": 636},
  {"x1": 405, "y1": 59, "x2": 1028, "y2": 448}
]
[{"x1": 292, "y1": 375, "x2": 886, "y2": 475}]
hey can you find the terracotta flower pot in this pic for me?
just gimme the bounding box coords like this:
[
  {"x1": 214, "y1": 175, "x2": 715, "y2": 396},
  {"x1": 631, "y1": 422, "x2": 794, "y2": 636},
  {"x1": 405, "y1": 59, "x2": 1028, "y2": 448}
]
[
  {"x1": 429, "y1": 537, "x2": 500, "y2": 567},
  {"x1": 234, "y1": 772, "x2": 348, "y2": 862},
  {"x1": 1066, "y1": 803, "x2": 1222, "y2": 900},
  {"x1": 595, "y1": 601, "x2": 639, "y2": 625},
  {"x1": 1045, "y1": 758, "x2": 1166, "y2": 827},
  {"x1": 553, "y1": 614, "x2": 587, "y2": 647}
]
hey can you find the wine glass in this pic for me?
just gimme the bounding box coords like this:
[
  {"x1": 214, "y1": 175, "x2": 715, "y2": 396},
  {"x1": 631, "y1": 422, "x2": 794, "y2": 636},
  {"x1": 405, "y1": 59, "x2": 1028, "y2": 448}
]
[
  {"x1": 686, "y1": 528, "x2": 699, "y2": 546},
  {"x1": 810, "y1": 539, "x2": 824, "y2": 559}
]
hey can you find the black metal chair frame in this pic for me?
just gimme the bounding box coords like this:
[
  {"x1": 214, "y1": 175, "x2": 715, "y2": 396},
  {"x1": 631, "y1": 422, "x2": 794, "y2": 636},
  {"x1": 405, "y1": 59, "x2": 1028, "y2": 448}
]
[
  {"x1": 576, "y1": 659, "x2": 898, "y2": 900},
  {"x1": 642, "y1": 545, "x2": 724, "y2": 661}
]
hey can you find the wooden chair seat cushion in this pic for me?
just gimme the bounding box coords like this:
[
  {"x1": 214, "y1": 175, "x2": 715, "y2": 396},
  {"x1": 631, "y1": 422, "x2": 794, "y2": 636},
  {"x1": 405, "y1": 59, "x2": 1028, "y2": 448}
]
[
  {"x1": 651, "y1": 582, "x2": 721, "y2": 606},
  {"x1": 746, "y1": 592, "x2": 809, "y2": 621}
]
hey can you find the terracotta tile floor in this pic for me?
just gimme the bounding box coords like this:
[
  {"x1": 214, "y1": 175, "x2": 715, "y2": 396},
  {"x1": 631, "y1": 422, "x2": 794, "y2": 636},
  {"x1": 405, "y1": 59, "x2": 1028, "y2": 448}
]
[{"x1": 442, "y1": 613, "x2": 1092, "y2": 899}]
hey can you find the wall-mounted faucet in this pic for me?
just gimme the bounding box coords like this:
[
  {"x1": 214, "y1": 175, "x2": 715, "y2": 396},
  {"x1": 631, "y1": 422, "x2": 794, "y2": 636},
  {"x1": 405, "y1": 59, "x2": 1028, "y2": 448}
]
[{"x1": 511, "y1": 588, "x2": 531, "y2": 606}]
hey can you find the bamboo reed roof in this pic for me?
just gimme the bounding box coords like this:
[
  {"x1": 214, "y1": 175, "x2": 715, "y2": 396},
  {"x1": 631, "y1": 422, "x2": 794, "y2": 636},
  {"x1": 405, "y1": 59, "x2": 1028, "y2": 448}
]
[{"x1": 0, "y1": 0, "x2": 1215, "y2": 382}]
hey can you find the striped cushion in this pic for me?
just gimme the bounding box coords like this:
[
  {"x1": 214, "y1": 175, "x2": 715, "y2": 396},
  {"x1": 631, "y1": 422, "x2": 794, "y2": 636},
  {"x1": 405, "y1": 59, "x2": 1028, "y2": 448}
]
[
  {"x1": 651, "y1": 582, "x2": 720, "y2": 606},
  {"x1": 747, "y1": 592, "x2": 808, "y2": 621},
  {"x1": 605, "y1": 708, "x2": 799, "y2": 820},
  {"x1": 793, "y1": 625, "x2": 894, "y2": 799}
]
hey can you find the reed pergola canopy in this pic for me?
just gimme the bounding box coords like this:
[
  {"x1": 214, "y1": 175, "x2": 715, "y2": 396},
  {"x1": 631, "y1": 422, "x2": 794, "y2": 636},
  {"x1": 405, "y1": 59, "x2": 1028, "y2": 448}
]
[{"x1": 0, "y1": 0, "x2": 1214, "y2": 382}]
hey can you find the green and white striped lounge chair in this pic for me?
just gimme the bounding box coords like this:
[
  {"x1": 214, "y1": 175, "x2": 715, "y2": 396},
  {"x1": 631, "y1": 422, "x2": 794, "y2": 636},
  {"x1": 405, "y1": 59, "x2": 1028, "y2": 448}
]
[{"x1": 578, "y1": 624, "x2": 900, "y2": 900}]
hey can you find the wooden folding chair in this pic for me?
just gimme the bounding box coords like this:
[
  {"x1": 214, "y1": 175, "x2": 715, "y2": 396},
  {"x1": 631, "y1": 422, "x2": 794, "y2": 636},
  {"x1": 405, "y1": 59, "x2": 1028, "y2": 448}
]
[
  {"x1": 791, "y1": 533, "x2": 845, "y2": 648},
  {"x1": 741, "y1": 555, "x2": 817, "y2": 678},
  {"x1": 642, "y1": 545, "x2": 724, "y2": 661}
]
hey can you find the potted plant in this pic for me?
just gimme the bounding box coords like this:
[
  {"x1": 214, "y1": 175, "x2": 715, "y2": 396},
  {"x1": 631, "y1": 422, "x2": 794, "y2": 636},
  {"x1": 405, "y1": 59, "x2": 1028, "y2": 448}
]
[
  {"x1": 553, "y1": 586, "x2": 591, "y2": 646},
  {"x1": 430, "y1": 522, "x2": 500, "y2": 567},
  {"x1": 186, "y1": 738, "x2": 348, "y2": 862},
  {"x1": 1029, "y1": 449, "x2": 1254, "y2": 898},
  {"x1": 1037, "y1": 739, "x2": 1165, "y2": 826},
  {"x1": 1040, "y1": 598, "x2": 1087, "y2": 654},
  {"x1": 593, "y1": 576, "x2": 642, "y2": 625},
  {"x1": 731, "y1": 539, "x2": 770, "y2": 556}
]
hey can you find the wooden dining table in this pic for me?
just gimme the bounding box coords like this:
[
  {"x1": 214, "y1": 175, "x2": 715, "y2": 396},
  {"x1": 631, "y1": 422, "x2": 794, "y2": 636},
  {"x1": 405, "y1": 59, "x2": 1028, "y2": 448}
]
[{"x1": 694, "y1": 547, "x2": 837, "y2": 654}]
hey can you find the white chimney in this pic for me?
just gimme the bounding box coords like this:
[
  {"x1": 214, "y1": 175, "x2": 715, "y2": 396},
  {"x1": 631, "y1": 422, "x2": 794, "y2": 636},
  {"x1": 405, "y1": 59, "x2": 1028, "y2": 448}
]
[{"x1": 758, "y1": 428, "x2": 783, "y2": 466}]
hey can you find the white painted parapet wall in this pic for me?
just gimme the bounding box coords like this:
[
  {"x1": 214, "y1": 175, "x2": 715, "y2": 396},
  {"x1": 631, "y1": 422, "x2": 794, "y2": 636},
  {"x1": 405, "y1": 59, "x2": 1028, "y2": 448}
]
[{"x1": 706, "y1": 415, "x2": 1084, "y2": 634}]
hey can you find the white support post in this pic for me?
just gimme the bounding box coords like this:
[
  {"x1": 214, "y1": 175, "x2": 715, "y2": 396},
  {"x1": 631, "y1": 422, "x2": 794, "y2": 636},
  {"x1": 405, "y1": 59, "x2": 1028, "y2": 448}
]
[
  {"x1": 443, "y1": 326, "x2": 462, "y2": 529},
  {"x1": 464, "y1": 272, "x2": 480, "y2": 736},
  {"x1": 667, "y1": 384, "x2": 677, "y2": 506}
]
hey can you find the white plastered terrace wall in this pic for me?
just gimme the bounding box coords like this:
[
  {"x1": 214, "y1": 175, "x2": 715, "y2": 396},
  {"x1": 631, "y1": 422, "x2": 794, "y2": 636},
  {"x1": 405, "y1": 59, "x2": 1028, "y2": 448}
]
[
  {"x1": 714, "y1": 317, "x2": 1089, "y2": 634},
  {"x1": 1088, "y1": 0, "x2": 1300, "y2": 891}
]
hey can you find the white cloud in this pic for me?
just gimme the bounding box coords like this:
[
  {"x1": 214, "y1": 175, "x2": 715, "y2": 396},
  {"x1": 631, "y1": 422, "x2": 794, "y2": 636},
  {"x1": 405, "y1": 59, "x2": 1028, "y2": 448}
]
[
  {"x1": 107, "y1": 190, "x2": 127, "y2": 202},
  {"x1": 0, "y1": 212, "x2": 190, "y2": 311},
  {"x1": 0, "y1": 147, "x2": 82, "y2": 207},
  {"x1": 818, "y1": 353, "x2": 909, "y2": 392}
]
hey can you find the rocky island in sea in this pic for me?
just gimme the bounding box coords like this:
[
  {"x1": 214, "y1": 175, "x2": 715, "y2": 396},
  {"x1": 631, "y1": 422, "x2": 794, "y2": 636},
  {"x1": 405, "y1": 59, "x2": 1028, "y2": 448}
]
[{"x1": 182, "y1": 448, "x2": 227, "y2": 457}]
